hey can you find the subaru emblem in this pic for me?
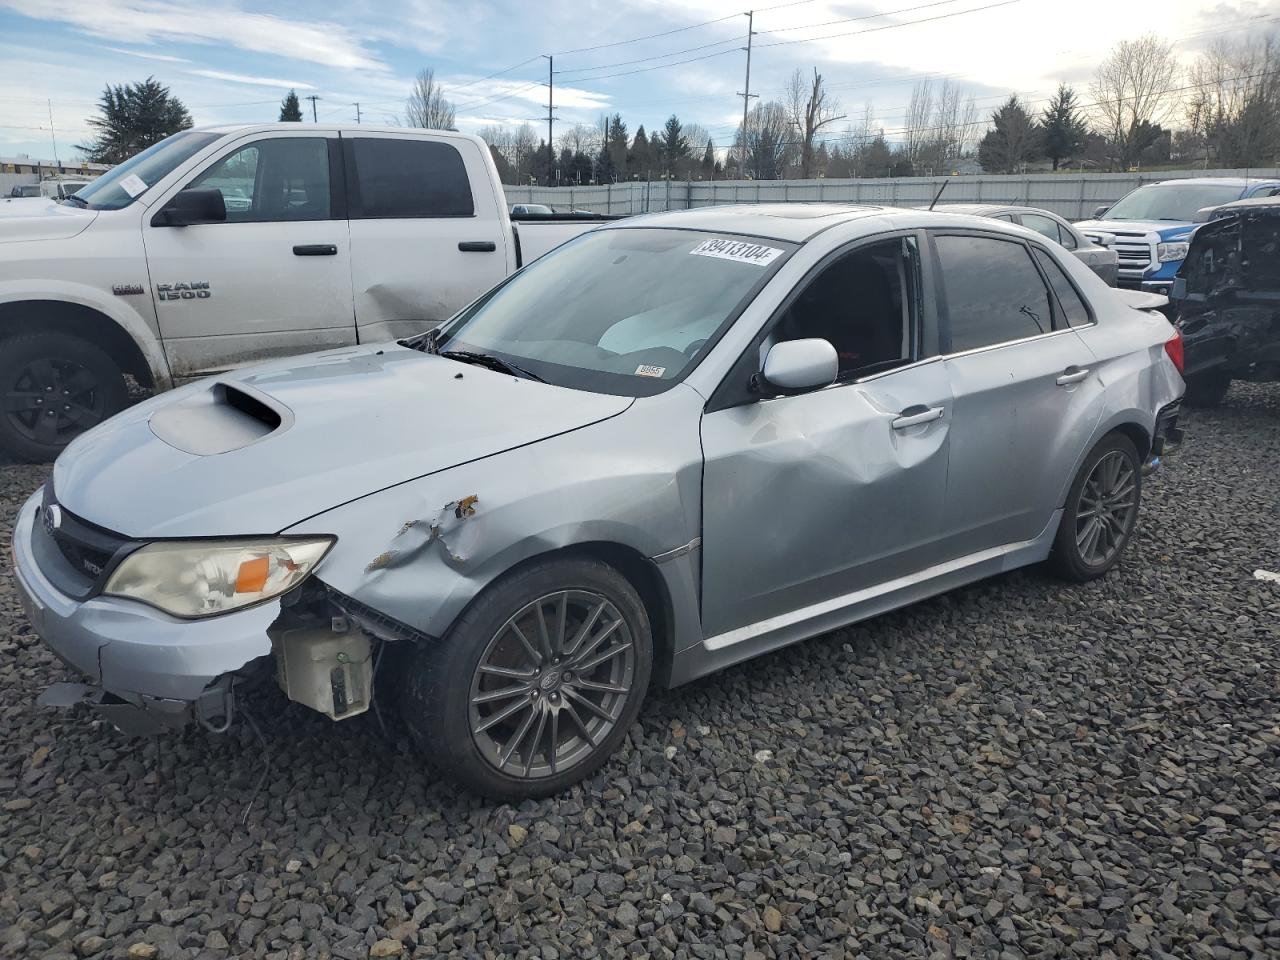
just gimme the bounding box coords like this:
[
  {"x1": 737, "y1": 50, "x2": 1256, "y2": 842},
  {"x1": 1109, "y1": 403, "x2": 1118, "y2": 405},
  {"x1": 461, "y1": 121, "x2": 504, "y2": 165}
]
[{"x1": 43, "y1": 504, "x2": 62, "y2": 537}]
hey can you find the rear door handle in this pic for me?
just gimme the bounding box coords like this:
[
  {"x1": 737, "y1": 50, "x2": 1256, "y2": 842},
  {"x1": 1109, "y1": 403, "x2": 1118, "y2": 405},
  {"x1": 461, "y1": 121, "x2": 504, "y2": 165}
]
[
  {"x1": 1056, "y1": 366, "x2": 1090, "y2": 386},
  {"x1": 459, "y1": 241, "x2": 497, "y2": 252},
  {"x1": 293, "y1": 244, "x2": 337, "y2": 256},
  {"x1": 891, "y1": 404, "x2": 945, "y2": 430}
]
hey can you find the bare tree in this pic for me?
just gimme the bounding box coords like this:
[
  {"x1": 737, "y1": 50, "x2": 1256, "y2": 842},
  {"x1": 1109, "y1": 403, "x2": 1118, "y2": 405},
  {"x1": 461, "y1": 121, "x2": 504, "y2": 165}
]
[
  {"x1": 899, "y1": 78, "x2": 978, "y2": 173},
  {"x1": 1090, "y1": 35, "x2": 1179, "y2": 169},
  {"x1": 1187, "y1": 33, "x2": 1280, "y2": 167},
  {"x1": 730, "y1": 101, "x2": 793, "y2": 179},
  {"x1": 406, "y1": 68, "x2": 456, "y2": 130},
  {"x1": 785, "y1": 68, "x2": 842, "y2": 178},
  {"x1": 903, "y1": 79, "x2": 935, "y2": 167}
]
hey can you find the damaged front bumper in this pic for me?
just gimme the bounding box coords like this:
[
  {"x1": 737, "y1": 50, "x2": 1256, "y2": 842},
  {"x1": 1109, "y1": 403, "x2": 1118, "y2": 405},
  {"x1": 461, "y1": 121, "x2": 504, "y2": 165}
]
[{"x1": 11, "y1": 491, "x2": 278, "y2": 732}]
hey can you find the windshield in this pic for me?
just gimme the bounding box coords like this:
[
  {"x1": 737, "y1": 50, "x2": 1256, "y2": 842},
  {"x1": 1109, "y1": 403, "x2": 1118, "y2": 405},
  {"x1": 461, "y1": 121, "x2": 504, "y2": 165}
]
[
  {"x1": 433, "y1": 228, "x2": 794, "y2": 396},
  {"x1": 75, "y1": 131, "x2": 222, "y2": 210},
  {"x1": 1104, "y1": 183, "x2": 1244, "y2": 222}
]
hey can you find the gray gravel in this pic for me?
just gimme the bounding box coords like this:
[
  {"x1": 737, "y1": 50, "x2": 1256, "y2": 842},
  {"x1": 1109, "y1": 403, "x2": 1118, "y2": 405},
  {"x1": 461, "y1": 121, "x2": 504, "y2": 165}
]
[{"x1": 2, "y1": 385, "x2": 1278, "y2": 960}]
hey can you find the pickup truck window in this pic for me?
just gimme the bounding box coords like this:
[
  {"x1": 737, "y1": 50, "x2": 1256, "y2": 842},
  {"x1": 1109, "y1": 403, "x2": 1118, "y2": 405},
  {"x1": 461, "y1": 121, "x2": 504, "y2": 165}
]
[
  {"x1": 936, "y1": 235, "x2": 1052, "y2": 352},
  {"x1": 435, "y1": 228, "x2": 794, "y2": 397},
  {"x1": 75, "y1": 131, "x2": 222, "y2": 210},
  {"x1": 189, "y1": 138, "x2": 331, "y2": 222},
  {"x1": 350, "y1": 138, "x2": 474, "y2": 218}
]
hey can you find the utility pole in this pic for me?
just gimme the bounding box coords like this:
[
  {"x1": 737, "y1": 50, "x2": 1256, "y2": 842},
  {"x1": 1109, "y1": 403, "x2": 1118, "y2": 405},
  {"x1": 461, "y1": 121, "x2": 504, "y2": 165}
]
[
  {"x1": 737, "y1": 11, "x2": 757, "y2": 180},
  {"x1": 47, "y1": 99, "x2": 59, "y2": 167},
  {"x1": 305, "y1": 95, "x2": 321, "y2": 122},
  {"x1": 543, "y1": 54, "x2": 555, "y2": 186},
  {"x1": 353, "y1": 102, "x2": 361, "y2": 124}
]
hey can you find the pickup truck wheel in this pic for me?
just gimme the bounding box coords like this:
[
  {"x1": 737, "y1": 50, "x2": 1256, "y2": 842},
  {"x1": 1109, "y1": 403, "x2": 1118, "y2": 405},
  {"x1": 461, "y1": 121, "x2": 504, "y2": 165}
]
[
  {"x1": 1182, "y1": 370, "x2": 1231, "y2": 408},
  {"x1": 0, "y1": 333, "x2": 127, "y2": 463},
  {"x1": 1050, "y1": 434, "x2": 1142, "y2": 582},
  {"x1": 400, "y1": 557, "x2": 652, "y2": 800}
]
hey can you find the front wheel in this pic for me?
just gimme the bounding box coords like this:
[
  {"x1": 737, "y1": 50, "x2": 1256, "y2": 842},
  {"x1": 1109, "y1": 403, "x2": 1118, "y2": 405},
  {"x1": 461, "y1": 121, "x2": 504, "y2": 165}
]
[
  {"x1": 1050, "y1": 434, "x2": 1142, "y2": 582},
  {"x1": 399, "y1": 557, "x2": 652, "y2": 799},
  {"x1": 0, "y1": 333, "x2": 127, "y2": 462}
]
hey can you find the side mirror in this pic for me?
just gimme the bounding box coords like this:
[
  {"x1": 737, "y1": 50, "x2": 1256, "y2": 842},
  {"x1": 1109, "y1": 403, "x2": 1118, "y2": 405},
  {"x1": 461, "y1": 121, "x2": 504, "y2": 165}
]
[
  {"x1": 1170, "y1": 277, "x2": 1187, "y2": 301},
  {"x1": 1092, "y1": 204, "x2": 1110, "y2": 219},
  {"x1": 760, "y1": 338, "x2": 838, "y2": 394},
  {"x1": 1087, "y1": 231, "x2": 1116, "y2": 248},
  {"x1": 1192, "y1": 206, "x2": 1216, "y2": 224},
  {"x1": 153, "y1": 188, "x2": 227, "y2": 227}
]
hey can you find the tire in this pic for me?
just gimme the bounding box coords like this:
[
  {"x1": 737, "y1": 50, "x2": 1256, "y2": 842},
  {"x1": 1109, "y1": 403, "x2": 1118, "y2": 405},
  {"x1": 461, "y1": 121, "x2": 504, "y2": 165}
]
[
  {"x1": 399, "y1": 556, "x2": 652, "y2": 799},
  {"x1": 1183, "y1": 370, "x2": 1231, "y2": 408},
  {"x1": 1050, "y1": 433, "x2": 1142, "y2": 582},
  {"x1": 0, "y1": 333, "x2": 128, "y2": 463}
]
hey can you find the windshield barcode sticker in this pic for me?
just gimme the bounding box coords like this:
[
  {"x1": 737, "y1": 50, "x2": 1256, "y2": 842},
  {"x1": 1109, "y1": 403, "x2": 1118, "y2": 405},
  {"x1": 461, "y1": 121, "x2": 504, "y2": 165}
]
[
  {"x1": 119, "y1": 174, "x2": 147, "y2": 198},
  {"x1": 689, "y1": 239, "x2": 783, "y2": 266},
  {"x1": 634, "y1": 364, "x2": 666, "y2": 378}
]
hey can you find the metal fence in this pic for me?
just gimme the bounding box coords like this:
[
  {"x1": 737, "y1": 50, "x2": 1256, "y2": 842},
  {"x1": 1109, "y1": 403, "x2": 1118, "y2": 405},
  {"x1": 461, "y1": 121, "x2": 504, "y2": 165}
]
[{"x1": 505, "y1": 168, "x2": 1280, "y2": 221}]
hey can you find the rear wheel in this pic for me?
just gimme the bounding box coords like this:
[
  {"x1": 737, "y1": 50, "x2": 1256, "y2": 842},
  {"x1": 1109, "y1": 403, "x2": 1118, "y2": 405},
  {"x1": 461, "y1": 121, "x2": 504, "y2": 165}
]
[
  {"x1": 0, "y1": 333, "x2": 127, "y2": 462},
  {"x1": 1051, "y1": 434, "x2": 1142, "y2": 582},
  {"x1": 399, "y1": 557, "x2": 652, "y2": 799},
  {"x1": 1183, "y1": 370, "x2": 1231, "y2": 408}
]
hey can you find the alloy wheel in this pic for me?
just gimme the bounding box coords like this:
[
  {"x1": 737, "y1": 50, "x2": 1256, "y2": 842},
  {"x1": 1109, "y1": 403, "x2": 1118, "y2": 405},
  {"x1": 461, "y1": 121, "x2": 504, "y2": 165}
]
[
  {"x1": 468, "y1": 589, "x2": 635, "y2": 779},
  {"x1": 4, "y1": 357, "x2": 106, "y2": 446},
  {"x1": 1074, "y1": 450, "x2": 1137, "y2": 566}
]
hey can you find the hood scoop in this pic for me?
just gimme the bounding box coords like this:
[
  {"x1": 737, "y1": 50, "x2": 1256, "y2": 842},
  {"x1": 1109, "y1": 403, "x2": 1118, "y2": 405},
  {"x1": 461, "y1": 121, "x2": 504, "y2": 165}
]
[{"x1": 149, "y1": 382, "x2": 292, "y2": 455}]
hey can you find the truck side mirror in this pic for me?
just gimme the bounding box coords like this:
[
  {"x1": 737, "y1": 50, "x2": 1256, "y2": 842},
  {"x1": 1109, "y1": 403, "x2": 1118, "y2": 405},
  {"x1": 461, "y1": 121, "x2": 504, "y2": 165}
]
[
  {"x1": 1092, "y1": 204, "x2": 1109, "y2": 219},
  {"x1": 152, "y1": 188, "x2": 227, "y2": 227}
]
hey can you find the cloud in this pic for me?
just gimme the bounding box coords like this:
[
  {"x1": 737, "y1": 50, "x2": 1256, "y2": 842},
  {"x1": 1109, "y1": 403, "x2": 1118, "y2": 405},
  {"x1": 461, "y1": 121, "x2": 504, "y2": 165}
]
[
  {"x1": 3, "y1": 0, "x2": 384, "y2": 71},
  {"x1": 102, "y1": 45, "x2": 190, "y2": 63},
  {"x1": 187, "y1": 69, "x2": 316, "y2": 90}
]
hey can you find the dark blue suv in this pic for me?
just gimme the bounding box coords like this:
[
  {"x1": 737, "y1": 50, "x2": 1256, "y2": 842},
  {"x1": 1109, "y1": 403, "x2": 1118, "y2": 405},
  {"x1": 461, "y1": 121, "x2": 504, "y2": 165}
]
[{"x1": 1076, "y1": 178, "x2": 1280, "y2": 296}]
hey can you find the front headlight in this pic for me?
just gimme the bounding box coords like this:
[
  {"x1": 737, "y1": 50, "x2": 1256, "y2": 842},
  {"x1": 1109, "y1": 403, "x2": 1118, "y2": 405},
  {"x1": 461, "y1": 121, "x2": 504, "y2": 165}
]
[
  {"x1": 104, "y1": 536, "x2": 335, "y2": 618},
  {"x1": 1157, "y1": 241, "x2": 1190, "y2": 263}
]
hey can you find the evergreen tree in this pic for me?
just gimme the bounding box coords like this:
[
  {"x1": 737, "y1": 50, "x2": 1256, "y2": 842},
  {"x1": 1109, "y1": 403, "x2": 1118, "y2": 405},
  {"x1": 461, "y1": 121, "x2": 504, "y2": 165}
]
[
  {"x1": 279, "y1": 89, "x2": 303, "y2": 122},
  {"x1": 701, "y1": 138, "x2": 715, "y2": 178},
  {"x1": 605, "y1": 114, "x2": 629, "y2": 179},
  {"x1": 978, "y1": 96, "x2": 1042, "y2": 174},
  {"x1": 1041, "y1": 84, "x2": 1087, "y2": 170},
  {"x1": 79, "y1": 76, "x2": 192, "y2": 164},
  {"x1": 630, "y1": 126, "x2": 652, "y2": 179},
  {"x1": 655, "y1": 114, "x2": 690, "y2": 176}
]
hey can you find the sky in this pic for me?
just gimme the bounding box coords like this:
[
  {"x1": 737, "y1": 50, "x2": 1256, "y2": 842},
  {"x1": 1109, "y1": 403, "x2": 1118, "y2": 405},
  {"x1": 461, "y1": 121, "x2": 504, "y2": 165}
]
[{"x1": 0, "y1": 0, "x2": 1276, "y2": 162}]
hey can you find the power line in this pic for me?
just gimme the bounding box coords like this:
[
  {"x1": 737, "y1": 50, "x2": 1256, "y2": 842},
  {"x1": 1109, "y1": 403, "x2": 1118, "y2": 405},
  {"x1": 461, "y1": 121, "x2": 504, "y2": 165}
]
[
  {"x1": 552, "y1": 12, "x2": 742, "y2": 56},
  {"x1": 449, "y1": 55, "x2": 545, "y2": 91}
]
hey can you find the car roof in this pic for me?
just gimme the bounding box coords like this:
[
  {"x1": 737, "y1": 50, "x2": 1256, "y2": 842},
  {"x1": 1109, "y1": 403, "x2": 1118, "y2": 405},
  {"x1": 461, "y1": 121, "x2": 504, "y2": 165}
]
[
  {"x1": 930, "y1": 203, "x2": 1066, "y2": 220},
  {"x1": 191, "y1": 122, "x2": 487, "y2": 147}
]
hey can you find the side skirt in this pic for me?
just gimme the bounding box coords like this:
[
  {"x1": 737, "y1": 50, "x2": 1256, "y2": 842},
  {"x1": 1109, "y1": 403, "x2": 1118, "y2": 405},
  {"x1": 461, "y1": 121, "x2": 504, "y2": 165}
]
[{"x1": 668, "y1": 510, "x2": 1062, "y2": 687}]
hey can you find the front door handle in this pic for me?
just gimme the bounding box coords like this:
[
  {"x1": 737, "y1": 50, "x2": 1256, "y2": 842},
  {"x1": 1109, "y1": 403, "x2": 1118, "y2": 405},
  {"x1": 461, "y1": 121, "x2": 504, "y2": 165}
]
[
  {"x1": 1056, "y1": 366, "x2": 1090, "y2": 386},
  {"x1": 293, "y1": 244, "x2": 337, "y2": 256},
  {"x1": 891, "y1": 404, "x2": 945, "y2": 430},
  {"x1": 458, "y1": 241, "x2": 497, "y2": 252}
]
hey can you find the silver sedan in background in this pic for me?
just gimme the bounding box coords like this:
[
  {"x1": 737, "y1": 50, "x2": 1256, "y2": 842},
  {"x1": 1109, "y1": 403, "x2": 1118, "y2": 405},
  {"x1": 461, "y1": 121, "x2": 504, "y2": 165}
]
[
  {"x1": 935, "y1": 203, "x2": 1120, "y2": 286},
  {"x1": 13, "y1": 205, "x2": 1183, "y2": 798}
]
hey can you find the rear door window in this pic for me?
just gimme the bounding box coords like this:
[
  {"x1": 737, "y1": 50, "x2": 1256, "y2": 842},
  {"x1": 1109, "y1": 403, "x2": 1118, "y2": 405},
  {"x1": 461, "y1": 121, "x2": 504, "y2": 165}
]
[
  {"x1": 935, "y1": 234, "x2": 1053, "y2": 352},
  {"x1": 349, "y1": 137, "x2": 474, "y2": 219},
  {"x1": 1032, "y1": 247, "x2": 1092, "y2": 328}
]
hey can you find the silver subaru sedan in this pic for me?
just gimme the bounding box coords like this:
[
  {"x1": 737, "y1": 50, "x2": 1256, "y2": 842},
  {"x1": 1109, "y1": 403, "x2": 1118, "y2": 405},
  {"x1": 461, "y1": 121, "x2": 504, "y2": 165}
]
[{"x1": 12, "y1": 205, "x2": 1185, "y2": 798}]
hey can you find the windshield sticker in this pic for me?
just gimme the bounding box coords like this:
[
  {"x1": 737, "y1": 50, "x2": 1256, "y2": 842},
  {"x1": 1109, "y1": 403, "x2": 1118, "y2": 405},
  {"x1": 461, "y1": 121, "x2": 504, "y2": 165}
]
[
  {"x1": 689, "y1": 238, "x2": 783, "y2": 266},
  {"x1": 119, "y1": 174, "x2": 148, "y2": 198},
  {"x1": 634, "y1": 364, "x2": 666, "y2": 378}
]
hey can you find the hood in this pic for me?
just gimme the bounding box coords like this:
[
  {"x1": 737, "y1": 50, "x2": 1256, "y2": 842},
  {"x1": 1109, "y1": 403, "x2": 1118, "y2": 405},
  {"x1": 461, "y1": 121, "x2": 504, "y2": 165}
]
[
  {"x1": 53, "y1": 343, "x2": 633, "y2": 538},
  {"x1": 1075, "y1": 218, "x2": 1195, "y2": 240},
  {"x1": 0, "y1": 197, "x2": 98, "y2": 243}
]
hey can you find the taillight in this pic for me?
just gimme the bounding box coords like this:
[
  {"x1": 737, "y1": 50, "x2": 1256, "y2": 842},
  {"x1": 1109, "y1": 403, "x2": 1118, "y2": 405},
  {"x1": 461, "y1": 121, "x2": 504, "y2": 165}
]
[{"x1": 1164, "y1": 329, "x2": 1185, "y2": 375}]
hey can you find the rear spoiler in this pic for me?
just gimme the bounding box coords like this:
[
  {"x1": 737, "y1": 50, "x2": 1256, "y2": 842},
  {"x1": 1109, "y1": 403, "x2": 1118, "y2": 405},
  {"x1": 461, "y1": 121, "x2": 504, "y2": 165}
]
[{"x1": 1114, "y1": 289, "x2": 1169, "y2": 313}]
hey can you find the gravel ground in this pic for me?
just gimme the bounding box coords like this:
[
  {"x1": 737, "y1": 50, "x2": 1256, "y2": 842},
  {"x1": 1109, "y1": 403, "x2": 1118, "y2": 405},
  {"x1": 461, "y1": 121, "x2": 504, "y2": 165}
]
[{"x1": 1, "y1": 385, "x2": 1278, "y2": 960}]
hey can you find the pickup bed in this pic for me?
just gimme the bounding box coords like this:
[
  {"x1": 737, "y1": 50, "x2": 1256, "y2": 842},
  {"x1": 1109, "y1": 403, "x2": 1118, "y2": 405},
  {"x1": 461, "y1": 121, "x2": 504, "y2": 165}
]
[{"x1": 0, "y1": 124, "x2": 611, "y2": 461}]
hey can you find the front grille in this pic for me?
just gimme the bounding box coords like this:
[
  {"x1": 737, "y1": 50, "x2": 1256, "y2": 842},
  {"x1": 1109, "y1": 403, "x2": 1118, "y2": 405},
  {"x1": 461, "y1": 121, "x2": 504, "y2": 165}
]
[
  {"x1": 33, "y1": 487, "x2": 135, "y2": 597},
  {"x1": 1109, "y1": 231, "x2": 1154, "y2": 275}
]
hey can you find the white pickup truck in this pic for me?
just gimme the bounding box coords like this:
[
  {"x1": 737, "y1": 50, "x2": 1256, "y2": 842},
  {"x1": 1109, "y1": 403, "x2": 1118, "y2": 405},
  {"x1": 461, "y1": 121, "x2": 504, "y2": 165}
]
[{"x1": 0, "y1": 124, "x2": 608, "y2": 461}]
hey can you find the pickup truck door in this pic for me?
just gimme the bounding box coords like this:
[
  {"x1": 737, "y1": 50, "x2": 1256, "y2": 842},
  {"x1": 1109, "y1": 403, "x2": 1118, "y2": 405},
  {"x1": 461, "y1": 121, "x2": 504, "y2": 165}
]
[
  {"x1": 142, "y1": 130, "x2": 355, "y2": 378},
  {"x1": 343, "y1": 132, "x2": 515, "y2": 342}
]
